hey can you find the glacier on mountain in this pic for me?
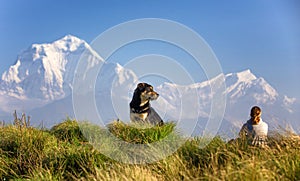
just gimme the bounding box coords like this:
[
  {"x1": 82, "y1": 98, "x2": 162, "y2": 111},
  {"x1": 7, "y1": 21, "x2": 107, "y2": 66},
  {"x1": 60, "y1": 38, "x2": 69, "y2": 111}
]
[{"x1": 0, "y1": 35, "x2": 94, "y2": 100}]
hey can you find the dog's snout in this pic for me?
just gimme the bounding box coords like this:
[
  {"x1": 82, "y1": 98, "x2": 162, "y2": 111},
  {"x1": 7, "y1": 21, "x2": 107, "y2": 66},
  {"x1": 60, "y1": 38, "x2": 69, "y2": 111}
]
[{"x1": 152, "y1": 91, "x2": 159, "y2": 96}]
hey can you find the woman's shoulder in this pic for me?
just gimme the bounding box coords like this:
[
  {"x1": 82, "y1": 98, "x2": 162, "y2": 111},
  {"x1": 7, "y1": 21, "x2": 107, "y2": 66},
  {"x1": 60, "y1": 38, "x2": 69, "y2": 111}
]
[
  {"x1": 242, "y1": 119, "x2": 253, "y2": 131},
  {"x1": 245, "y1": 119, "x2": 253, "y2": 126},
  {"x1": 260, "y1": 119, "x2": 268, "y2": 127},
  {"x1": 241, "y1": 119, "x2": 251, "y2": 127}
]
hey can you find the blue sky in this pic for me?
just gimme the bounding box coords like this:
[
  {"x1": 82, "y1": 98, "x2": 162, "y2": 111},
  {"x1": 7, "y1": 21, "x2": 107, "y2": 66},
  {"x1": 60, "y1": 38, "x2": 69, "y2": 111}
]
[{"x1": 0, "y1": 0, "x2": 299, "y2": 99}]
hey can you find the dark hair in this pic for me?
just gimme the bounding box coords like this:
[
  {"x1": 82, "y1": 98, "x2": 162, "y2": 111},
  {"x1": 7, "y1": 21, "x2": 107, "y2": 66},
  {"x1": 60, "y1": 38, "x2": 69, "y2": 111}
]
[{"x1": 250, "y1": 106, "x2": 261, "y2": 125}]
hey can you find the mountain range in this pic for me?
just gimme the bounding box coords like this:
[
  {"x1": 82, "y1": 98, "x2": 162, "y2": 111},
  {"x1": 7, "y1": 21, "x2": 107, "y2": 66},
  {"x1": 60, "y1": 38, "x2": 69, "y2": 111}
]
[{"x1": 0, "y1": 35, "x2": 299, "y2": 137}]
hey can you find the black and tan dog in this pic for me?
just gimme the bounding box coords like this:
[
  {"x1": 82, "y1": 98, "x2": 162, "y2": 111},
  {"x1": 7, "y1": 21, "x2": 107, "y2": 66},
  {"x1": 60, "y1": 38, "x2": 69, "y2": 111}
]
[{"x1": 130, "y1": 83, "x2": 163, "y2": 125}]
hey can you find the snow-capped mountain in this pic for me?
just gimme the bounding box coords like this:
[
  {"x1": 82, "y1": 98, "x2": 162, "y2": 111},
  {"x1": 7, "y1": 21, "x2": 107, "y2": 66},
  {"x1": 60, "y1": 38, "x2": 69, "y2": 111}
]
[
  {"x1": 0, "y1": 35, "x2": 138, "y2": 121},
  {"x1": 225, "y1": 70, "x2": 278, "y2": 104},
  {"x1": 0, "y1": 35, "x2": 100, "y2": 101},
  {"x1": 155, "y1": 69, "x2": 299, "y2": 135},
  {"x1": 156, "y1": 69, "x2": 282, "y2": 119},
  {"x1": 223, "y1": 70, "x2": 299, "y2": 132},
  {"x1": 0, "y1": 35, "x2": 298, "y2": 137}
]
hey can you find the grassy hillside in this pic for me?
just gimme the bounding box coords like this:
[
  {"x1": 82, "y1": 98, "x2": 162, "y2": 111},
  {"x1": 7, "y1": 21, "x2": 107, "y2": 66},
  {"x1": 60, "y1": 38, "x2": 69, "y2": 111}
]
[{"x1": 0, "y1": 118, "x2": 299, "y2": 180}]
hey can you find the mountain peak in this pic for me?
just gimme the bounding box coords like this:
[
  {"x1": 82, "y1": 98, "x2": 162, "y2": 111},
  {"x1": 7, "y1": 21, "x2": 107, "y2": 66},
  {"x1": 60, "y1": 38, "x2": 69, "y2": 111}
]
[
  {"x1": 17, "y1": 35, "x2": 88, "y2": 64},
  {"x1": 226, "y1": 69, "x2": 256, "y2": 82},
  {"x1": 52, "y1": 34, "x2": 88, "y2": 52},
  {"x1": 237, "y1": 69, "x2": 256, "y2": 79},
  {"x1": 55, "y1": 34, "x2": 85, "y2": 44},
  {"x1": 0, "y1": 34, "x2": 99, "y2": 100}
]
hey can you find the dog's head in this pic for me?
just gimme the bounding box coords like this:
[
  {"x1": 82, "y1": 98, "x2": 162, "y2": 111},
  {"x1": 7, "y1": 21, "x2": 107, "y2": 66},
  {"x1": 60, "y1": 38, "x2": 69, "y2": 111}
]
[{"x1": 134, "y1": 83, "x2": 159, "y2": 102}]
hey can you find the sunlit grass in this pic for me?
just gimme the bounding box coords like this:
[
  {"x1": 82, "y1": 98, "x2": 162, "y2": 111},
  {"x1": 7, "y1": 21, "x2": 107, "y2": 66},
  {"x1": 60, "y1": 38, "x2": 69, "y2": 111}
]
[{"x1": 0, "y1": 118, "x2": 299, "y2": 180}]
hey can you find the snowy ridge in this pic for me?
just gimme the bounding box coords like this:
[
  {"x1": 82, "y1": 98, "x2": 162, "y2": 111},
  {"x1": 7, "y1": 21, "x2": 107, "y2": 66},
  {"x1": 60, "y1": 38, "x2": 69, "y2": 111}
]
[
  {"x1": 0, "y1": 35, "x2": 101, "y2": 100},
  {"x1": 155, "y1": 69, "x2": 299, "y2": 135},
  {"x1": 0, "y1": 35, "x2": 298, "y2": 135},
  {"x1": 225, "y1": 69, "x2": 256, "y2": 94},
  {"x1": 0, "y1": 35, "x2": 139, "y2": 120},
  {"x1": 225, "y1": 70, "x2": 278, "y2": 104}
]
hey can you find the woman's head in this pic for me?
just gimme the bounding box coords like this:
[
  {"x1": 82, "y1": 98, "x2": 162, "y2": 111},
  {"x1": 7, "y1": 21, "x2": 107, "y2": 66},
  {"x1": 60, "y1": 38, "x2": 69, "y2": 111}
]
[{"x1": 250, "y1": 106, "x2": 261, "y2": 125}]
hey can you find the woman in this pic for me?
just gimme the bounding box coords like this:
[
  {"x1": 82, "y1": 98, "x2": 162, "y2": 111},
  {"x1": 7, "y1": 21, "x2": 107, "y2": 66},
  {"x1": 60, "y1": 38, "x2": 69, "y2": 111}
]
[{"x1": 239, "y1": 106, "x2": 268, "y2": 147}]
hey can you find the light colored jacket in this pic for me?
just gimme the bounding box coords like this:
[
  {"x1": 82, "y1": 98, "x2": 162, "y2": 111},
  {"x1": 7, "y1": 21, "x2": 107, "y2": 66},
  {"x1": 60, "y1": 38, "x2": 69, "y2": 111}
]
[{"x1": 239, "y1": 119, "x2": 268, "y2": 147}]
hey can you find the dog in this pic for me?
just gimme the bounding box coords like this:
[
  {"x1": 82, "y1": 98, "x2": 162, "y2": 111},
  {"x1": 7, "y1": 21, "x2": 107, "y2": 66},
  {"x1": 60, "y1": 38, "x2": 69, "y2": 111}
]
[{"x1": 130, "y1": 83, "x2": 163, "y2": 126}]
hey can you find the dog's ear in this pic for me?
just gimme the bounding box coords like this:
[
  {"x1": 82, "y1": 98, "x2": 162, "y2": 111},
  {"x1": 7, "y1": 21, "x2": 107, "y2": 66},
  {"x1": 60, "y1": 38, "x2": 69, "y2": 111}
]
[{"x1": 137, "y1": 83, "x2": 145, "y2": 91}]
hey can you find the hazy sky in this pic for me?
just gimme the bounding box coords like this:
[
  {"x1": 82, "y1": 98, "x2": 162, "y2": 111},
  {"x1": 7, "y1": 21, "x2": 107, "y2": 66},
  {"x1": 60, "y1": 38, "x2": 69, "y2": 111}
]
[{"x1": 0, "y1": 0, "x2": 299, "y2": 99}]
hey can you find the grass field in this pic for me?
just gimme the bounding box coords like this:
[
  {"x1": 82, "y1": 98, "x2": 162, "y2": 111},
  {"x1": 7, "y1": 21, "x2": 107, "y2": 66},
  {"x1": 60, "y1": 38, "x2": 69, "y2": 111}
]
[{"x1": 0, "y1": 118, "x2": 299, "y2": 180}]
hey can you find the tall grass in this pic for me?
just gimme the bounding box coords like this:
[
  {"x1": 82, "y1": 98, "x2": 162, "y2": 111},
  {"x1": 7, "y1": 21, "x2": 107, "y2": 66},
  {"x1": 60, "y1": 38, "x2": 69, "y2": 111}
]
[{"x1": 0, "y1": 117, "x2": 299, "y2": 180}]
